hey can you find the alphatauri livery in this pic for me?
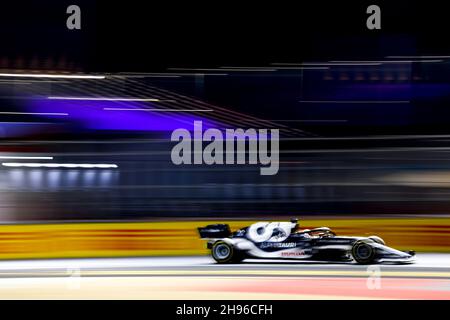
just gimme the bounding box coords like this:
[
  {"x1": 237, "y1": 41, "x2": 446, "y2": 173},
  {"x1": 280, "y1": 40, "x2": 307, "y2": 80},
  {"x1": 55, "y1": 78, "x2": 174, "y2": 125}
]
[{"x1": 198, "y1": 219, "x2": 415, "y2": 264}]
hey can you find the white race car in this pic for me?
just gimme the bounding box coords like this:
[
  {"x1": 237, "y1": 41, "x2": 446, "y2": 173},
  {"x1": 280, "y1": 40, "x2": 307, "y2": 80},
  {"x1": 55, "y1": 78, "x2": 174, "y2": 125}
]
[{"x1": 198, "y1": 219, "x2": 415, "y2": 264}]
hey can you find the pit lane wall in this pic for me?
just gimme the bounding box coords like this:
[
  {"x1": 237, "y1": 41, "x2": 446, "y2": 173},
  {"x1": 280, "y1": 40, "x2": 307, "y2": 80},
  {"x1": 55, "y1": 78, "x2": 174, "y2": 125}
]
[{"x1": 0, "y1": 218, "x2": 449, "y2": 259}]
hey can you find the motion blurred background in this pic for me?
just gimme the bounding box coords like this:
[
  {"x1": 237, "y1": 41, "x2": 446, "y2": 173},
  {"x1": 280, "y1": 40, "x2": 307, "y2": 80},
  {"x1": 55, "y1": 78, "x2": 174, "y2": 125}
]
[{"x1": 0, "y1": 0, "x2": 449, "y2": 259}]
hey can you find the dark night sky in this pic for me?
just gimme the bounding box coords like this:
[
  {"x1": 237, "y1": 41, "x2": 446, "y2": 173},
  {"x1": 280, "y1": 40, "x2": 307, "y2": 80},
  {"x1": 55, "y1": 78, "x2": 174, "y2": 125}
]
[
  {"x1": 0, "y1": 1, "x2": 448, "y2": 72},
  {"x1": 1, "y1": 1, "x2": 450, "y2": 136}
]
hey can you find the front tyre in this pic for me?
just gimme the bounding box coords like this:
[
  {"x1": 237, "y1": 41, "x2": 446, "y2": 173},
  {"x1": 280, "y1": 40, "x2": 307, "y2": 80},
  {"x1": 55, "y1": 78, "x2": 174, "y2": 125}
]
[
  {"x1": 211, "y1": 241, "x2": 244, "y2": 264},
  {"x1": 351, "y1": 240, "x2": 376, "y2": 264}
]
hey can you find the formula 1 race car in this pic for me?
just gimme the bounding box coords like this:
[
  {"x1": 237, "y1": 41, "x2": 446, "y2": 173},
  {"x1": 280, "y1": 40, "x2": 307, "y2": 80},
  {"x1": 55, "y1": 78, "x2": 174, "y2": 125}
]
[{"x1": 198, "y1": 219, "x2": 415, "y2": 264}]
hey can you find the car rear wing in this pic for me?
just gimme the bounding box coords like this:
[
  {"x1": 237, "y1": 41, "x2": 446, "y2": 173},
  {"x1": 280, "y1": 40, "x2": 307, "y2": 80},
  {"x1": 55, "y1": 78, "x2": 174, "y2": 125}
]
[{"x1": 198, "y1": 224, "x2": 231, "y2": 239}]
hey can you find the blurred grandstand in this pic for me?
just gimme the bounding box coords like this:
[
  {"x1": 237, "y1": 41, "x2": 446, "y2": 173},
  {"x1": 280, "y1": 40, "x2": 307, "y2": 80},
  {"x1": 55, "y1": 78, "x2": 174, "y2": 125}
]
[{"x1": 2, "y1": 61, "x2": 450, "y2": 222}]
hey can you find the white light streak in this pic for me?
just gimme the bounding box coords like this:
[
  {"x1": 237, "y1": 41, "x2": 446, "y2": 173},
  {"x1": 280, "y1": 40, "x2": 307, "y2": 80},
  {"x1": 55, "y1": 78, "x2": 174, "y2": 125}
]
[
  {"x1": 0, "y1": 156, "x2": 54, "y2": 160},
  {"x1": 0, "y1": 73, "x2": 106, "y2": 79},
  {"x1": 329, "y1": 60, "x2": 443, "y2": 64},
  {"x1": 2, "y1": 163, "x2": 118, "y2": 169},
  {"x1": 103, "y1": 108, "x2": 213, "y2": 112},
  {"x1": 0, "y1": 112, "x2": 68, "y2": 116},
  {"x1": 385, "y1": 55, "x2": 450, "y2": 59},
  {"x1": 168, "y1": 68, "x2": 276, "y2": 72},
  {"x1": 272, "y1": 62, "x2": 381, "y2": 66},
  {"x1": 299, "y1": 100, "x2": 409, "y2": 104},
  {"x1": 48, "y1": 97, "x2": 161, "y2": 102}
]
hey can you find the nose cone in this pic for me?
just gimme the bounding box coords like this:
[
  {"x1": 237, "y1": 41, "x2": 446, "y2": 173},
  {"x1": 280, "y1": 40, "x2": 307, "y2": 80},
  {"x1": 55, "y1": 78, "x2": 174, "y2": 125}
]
[{"x1": 407, "y1": 250, "x2": 416, "y2": 256}]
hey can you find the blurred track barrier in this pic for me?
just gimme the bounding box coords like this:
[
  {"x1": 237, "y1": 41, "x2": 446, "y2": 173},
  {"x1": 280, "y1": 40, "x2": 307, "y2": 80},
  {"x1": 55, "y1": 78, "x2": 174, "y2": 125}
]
[{"x1": 0, "y1": 218, "x2": 449, "y2": 259}]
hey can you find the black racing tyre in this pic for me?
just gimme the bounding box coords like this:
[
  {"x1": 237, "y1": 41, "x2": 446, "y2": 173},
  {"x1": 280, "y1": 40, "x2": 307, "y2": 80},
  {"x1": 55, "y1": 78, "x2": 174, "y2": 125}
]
[
  {"x1": 211, "y1": 241, "x2": 244, "y2": 264},
  {"x1": 351, "y1": 240, "x2": 376, "y2": 264}
]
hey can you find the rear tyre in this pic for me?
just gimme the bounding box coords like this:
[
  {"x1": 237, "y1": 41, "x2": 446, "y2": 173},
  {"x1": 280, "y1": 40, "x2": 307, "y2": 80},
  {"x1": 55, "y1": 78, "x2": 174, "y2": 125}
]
[
  {"x1": 211, "y1": 241, "x2": 244, "y2": 264},
  {"x1": 351, "y1": 240, "x2": 376, "y2": 264}
]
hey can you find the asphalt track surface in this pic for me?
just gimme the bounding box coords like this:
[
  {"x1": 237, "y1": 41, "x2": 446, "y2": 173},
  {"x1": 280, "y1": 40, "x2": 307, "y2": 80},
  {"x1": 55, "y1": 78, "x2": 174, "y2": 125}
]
[{"x1": 0, "y1": 254, "x2": 449, "y2": 299}]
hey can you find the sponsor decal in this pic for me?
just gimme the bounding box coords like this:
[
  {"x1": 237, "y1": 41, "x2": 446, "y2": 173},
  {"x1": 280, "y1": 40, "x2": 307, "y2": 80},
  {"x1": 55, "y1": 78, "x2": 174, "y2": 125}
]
[
  {"x1": 281, "y1": 250, "x2": 308, "y2": 257},
  {"x1": 260, "y1": 242, "x2": 296, "y2": 249}
]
